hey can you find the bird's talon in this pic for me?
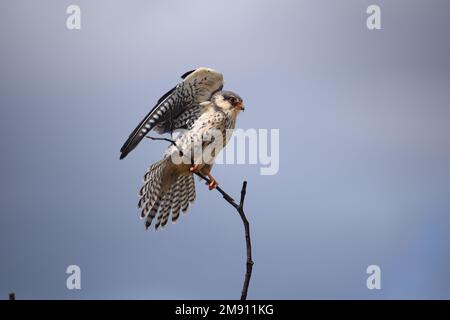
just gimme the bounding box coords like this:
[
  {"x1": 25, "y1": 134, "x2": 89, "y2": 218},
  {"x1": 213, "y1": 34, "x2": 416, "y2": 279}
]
[{"x1": 208, "y1": 180, "x2": 218, "y2": 190}]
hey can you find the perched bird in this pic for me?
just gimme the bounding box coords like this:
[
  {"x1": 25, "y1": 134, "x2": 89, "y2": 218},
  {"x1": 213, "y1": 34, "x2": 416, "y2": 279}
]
[{"x1": 120, "y1": 68, "x2": 245, "y2": 230}]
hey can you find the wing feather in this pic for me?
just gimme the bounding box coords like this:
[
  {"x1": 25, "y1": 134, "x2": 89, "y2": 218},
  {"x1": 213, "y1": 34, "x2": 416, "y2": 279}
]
[{"x1": 119, "y1": 67, "x2": 223, "y2": 159}]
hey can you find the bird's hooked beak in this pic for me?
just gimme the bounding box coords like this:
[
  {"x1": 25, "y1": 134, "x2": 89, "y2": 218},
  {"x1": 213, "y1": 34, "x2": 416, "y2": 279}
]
[{"x1": 234, "y1": 100, "x2": 245, "y2": 111}]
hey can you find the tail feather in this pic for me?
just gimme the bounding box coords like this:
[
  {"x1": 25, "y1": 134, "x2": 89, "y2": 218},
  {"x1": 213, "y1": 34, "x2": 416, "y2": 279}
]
[
  {"x1": 140, "y1": 160, "x2": 165, "y2": 219},
  {"x1": 145, "y1": 196, "x2": 161, "y2": 229},
  {"x1": 171, "y1": 181, "x2": 182, "y2": 222},
  {"x1": 187, "y1": 175, "x2": 196, "y2": 202},
  {"x1": 155, "y1": 191, "x2": 171, "y2": 230},
  {"x1": 139, "y1": 159, "x2": 196, "y2": 230},
  {"x1": 180, "y1": 176, "x2": 190, "y2": 212},
  {"x1": 161, "y1": 203, "x2": 172, "y2": 228}
]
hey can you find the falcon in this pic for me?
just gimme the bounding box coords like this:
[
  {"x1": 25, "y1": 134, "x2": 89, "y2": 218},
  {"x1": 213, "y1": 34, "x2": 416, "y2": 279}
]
[{"x1": 120, "y1": 67, "x2": 245, "y2": 230}]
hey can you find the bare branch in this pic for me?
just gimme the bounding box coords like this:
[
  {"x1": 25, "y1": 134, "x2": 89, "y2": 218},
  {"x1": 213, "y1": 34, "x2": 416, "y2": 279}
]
[
  {"x1": 146, "y1": 136, "x2": 179, "y2": 148},
  {"x1": 146, "y1": 136, "x2": 254, "y2": 300}
]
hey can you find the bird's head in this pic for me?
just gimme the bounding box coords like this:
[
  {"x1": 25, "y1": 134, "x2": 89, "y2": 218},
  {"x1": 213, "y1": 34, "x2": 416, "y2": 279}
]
[{"x1": 212, "y1": 91, "x2": 245, "y2": 114}]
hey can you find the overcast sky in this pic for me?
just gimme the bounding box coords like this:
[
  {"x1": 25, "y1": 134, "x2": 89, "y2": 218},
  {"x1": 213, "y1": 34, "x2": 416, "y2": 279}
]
[{"x1": 1, "y1": 0, "x2": 450, "y2": 299}]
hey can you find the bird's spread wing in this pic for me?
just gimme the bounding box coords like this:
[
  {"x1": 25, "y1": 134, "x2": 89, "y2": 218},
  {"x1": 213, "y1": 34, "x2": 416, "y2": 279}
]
[{"x1": 119, "y1": 67, "x2": 224, "y2": 159}]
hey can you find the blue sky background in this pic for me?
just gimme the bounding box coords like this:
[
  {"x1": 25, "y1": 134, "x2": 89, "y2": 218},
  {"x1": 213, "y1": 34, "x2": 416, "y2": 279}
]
[{"x1": 1, "y1": 0, "x2": 450, "y2": 299}]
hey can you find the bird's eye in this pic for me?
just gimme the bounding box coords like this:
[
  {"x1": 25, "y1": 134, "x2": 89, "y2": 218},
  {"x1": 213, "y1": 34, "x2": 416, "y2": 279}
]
[{"x1": 229, "y1": 97, "x2": 236, "y2": 103}]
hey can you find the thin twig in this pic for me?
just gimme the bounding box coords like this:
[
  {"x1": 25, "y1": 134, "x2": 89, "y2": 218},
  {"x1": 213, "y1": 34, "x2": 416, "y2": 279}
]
[
  {"x1": 193, "y1": 175, "x2": 252, "y2": 299},
  {"x1": 147, "y1": 136, "x2": 254, "y2": 300},
  {"x1": 145, "y1": 136, "x2": 179, "y2": 148}
]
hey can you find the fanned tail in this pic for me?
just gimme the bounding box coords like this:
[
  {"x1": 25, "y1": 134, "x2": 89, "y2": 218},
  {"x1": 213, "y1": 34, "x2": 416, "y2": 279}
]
[{"x1": 138, "y1": 160, "x2": 196, "y2": 230}]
